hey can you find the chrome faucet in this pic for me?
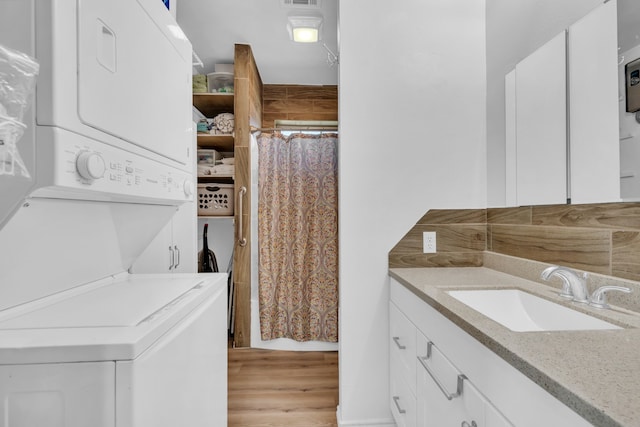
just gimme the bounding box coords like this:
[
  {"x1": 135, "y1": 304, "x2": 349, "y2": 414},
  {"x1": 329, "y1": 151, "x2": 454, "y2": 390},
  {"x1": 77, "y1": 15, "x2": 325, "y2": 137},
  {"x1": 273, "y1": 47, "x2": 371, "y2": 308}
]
[{"x1": 541, "y1": 265, "x2": 589, "y2": 303}]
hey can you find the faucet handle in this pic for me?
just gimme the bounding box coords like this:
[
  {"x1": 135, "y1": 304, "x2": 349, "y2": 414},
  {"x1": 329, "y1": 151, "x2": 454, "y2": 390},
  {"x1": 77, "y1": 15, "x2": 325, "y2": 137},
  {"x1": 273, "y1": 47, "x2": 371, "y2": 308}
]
[{"x1": 589, "y1": 286, "x2": 632, "y2": 309}]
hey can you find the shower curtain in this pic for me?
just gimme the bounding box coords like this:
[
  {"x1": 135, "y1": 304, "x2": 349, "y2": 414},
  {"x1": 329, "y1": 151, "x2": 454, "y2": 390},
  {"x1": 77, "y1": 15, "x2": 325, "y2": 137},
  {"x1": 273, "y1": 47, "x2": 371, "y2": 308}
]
[{"x1": 257, "y1": 132, "x2": 338, "y2": 342}]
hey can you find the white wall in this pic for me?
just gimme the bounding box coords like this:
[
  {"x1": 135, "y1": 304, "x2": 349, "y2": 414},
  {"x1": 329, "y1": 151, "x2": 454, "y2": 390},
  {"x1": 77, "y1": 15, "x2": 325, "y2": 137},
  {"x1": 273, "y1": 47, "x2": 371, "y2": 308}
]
[
  {"x1": 485, "y1": 0, "x2": 603, "y2": 207},
  {"x1": 337, "y1": 0, "x2": 486, "y2": 424}
]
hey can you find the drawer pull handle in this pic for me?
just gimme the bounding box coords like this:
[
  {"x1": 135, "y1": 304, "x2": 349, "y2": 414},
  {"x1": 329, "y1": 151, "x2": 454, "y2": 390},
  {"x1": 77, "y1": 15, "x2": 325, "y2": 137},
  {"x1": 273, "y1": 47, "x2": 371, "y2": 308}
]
[
  {"x1": 461, "y1": 422, "x2": 477, "y2": 427},
  {"x1": 392, "y1": 396, "x2": 406, "y2": 414},
  {"x1": 417, "y1": 352, "x2": 466, "y2": 401},
  {"x1": 392, "y1": 337, "x2": 406, "y2": 350}
]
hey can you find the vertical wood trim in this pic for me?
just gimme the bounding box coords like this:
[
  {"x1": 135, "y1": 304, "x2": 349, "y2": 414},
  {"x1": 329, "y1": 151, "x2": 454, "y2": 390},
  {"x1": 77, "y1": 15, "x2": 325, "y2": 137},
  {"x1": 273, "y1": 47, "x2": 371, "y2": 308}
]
[{"x1": 232, "y1": 44, "x2": 263, "y2": 348}]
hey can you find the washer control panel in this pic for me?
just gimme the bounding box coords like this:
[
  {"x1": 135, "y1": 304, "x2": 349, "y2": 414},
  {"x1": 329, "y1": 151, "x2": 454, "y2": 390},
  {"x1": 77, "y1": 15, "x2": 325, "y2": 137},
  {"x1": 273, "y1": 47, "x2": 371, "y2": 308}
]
[{"x1": 36, "y1": 128, "x2": 194, "y2": 203}]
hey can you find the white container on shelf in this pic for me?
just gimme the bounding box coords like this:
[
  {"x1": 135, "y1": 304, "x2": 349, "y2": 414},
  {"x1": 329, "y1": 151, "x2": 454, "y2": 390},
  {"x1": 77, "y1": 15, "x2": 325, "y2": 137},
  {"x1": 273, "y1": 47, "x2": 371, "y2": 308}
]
[{"x1": 207, "y1": 72, "x2": 234, "y2": 93}]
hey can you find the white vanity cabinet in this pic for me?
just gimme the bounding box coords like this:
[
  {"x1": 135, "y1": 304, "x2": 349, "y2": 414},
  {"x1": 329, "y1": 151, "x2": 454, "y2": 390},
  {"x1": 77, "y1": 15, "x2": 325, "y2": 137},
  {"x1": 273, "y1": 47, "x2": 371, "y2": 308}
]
[
  {"x1": 389, "y1": 277, "x2": 592, "y2": 427},
  {"x1": 390, "y1": 299, "x2": 512, "y2": 427}
]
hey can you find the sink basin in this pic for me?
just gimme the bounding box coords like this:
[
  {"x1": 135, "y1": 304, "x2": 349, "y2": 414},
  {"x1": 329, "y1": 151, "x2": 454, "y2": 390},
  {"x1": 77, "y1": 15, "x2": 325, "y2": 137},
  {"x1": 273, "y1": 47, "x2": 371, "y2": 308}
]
[{"x1": 446, "y1": 289, "x2": 622, "y2": 332}]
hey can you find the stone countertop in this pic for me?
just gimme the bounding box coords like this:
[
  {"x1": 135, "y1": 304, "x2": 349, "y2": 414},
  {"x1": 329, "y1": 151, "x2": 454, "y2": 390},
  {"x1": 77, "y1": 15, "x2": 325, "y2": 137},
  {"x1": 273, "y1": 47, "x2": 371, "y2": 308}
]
[{"x1": 389, "y1": 266, "x2": 640, "y2": 427}]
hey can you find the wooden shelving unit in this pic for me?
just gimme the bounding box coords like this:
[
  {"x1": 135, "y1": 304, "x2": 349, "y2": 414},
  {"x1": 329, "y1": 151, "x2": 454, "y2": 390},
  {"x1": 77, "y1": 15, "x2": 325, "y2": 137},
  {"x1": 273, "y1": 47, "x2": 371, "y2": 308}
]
[
  {"x1": 193, "y1": 92, "x2": 235, "y2": 152},
  {"x1": 192, "y1": 45, "x2": 261, "y2": 348},
  {"x1": 193, "y1": 92, "x2": 235, "y2": 186}
]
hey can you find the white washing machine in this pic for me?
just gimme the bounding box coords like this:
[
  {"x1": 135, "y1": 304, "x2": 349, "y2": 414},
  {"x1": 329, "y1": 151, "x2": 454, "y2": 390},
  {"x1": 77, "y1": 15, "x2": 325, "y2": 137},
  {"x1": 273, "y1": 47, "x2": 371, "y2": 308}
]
[
  {"x1": 0, "y1": 273, "x2": 228, "y2": 427},
  {"x1": 0, "y1": 0, "x2": 227, "y2": 425}
]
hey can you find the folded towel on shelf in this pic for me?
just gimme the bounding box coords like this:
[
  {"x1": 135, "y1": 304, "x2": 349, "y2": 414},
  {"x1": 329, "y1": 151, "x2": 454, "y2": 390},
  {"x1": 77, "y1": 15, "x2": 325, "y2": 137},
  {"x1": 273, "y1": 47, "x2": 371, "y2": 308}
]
[
  {"x1": 213, "y1": 113, "x2": 234, "y2": 133},
  {"x1": 212, "y1": 164, "x2": 234, "y2": 175},
  {"x1": 196, "y1": 164, "x2": 235, "y2": 176},
  {"x1": 197, "y1": 165, "x2": 214, "y2": 176}
]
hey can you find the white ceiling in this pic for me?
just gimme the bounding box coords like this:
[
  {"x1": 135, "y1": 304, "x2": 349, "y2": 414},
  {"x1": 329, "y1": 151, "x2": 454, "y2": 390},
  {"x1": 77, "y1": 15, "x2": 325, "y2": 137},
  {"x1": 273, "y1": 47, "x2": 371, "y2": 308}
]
[{"x1": 176, "y1": 0, "x2": 339, "y2": 86}]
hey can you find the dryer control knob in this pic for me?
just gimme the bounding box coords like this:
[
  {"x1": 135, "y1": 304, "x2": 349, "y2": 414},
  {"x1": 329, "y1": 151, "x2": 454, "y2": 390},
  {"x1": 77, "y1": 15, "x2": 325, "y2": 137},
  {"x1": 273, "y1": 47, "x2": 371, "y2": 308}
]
[
  {"x1": 183, "y1": 179, "x2": 194, "y2": 197},
  {"x1": 76, "y1": 151, "x2": 106, "y2": 181}
]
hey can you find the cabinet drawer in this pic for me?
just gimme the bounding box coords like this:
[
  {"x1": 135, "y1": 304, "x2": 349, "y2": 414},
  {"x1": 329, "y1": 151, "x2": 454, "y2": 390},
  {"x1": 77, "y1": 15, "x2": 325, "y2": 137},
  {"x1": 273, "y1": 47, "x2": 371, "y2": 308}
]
[
  {"x1": 389, "y1": 301, "x2": 417, "y2": 393},
  {"x1": 390, "y1": 352, "x2": 416, "y2": 427},
  {"x1": 416, "y1": 331, "x2": 485, "y2": 426}
]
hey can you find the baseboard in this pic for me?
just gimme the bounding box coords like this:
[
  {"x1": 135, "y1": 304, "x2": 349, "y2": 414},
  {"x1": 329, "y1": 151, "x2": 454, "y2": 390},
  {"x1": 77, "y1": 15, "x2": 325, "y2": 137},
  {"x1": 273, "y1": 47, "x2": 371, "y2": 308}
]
[{"x1": 335, "y1": 406, "x2": 396, "y2": 427}]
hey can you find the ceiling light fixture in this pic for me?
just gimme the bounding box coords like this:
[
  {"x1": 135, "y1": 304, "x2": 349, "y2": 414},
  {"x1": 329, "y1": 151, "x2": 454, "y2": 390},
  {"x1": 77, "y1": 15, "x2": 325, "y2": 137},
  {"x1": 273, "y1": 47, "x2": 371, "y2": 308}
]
[{"x1": 287, "y1": 15, "x2": 323, "y2": 43}]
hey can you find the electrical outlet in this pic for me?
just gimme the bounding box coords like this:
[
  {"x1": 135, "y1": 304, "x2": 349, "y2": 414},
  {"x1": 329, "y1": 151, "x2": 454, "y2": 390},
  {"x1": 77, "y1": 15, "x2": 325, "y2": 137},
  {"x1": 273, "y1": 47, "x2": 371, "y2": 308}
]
[{"x1": 423, "y1": 231, "x2": 437, "y2": 253}]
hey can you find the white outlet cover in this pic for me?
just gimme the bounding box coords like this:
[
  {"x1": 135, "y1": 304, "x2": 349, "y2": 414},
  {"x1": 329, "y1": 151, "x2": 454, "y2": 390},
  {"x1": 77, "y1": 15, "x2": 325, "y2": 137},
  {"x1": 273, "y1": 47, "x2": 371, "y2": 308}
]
[{"x1": 423, "y1": 231, "x2": 436, "y2": 253}]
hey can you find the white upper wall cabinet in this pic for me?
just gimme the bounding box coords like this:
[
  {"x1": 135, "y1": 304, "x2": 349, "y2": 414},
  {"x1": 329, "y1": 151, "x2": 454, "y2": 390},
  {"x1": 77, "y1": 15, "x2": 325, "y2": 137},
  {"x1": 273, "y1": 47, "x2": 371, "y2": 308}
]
[
  {"x1": 505, "y1": 70, "x2": 517, "y2": 207},
  {"x1": 506, "y1": 0, "x2": 620, "y2": 207},
  {"x1": 568, "y1": 0, "x2": 620, "y2": 204},
  {"x1": 514, "y1": 31, "x2": 568, "y2": 206}
]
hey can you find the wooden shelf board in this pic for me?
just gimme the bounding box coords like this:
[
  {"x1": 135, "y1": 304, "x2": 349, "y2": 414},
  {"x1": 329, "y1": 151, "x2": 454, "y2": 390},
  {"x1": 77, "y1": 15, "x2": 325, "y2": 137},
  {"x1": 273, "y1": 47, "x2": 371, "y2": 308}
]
[
  {"x1": 193, "y1": 93, "x2": 234, "y2": 117},
  {"x1": 198, "y1": 175, "x2": 235, "y2": 184},
  {"x1": 196, "y1": 134, "x2": 234, "y2": 151}
]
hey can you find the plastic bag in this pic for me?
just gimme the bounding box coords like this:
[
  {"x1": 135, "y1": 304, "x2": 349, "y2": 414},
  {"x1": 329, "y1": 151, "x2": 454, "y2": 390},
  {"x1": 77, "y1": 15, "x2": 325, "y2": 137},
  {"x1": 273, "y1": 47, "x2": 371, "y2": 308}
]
[{"x1": 0, "y1": 44, "x2": 39, "y2": 178}]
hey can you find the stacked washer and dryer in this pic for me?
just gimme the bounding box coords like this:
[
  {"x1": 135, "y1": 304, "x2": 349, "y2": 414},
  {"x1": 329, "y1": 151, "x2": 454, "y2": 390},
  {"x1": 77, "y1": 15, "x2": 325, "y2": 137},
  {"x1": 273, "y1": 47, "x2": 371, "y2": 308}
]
[{"x1": 0, "y1": 1, "x2": 227, "y2": 426}]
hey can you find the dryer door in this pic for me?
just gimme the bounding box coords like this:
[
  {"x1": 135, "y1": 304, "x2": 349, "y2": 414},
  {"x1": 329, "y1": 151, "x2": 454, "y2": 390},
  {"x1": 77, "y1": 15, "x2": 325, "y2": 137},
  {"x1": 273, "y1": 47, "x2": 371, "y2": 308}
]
[{"x1": 76, "y1": 0, "x2": 192, "y2": 165}]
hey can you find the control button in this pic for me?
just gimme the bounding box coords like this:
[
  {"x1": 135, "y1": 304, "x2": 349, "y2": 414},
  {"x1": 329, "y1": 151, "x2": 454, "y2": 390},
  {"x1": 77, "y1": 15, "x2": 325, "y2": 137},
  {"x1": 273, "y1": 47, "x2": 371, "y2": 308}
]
[
  {"x1": 125, "y1": 166, "x2": 134, "y2": 174},
  {"x1": 183, "y1": 179, "x2": 194, "y2": 196},
  {"x1": 76, "y1": 151, "x2": 106, "y2": 181}
]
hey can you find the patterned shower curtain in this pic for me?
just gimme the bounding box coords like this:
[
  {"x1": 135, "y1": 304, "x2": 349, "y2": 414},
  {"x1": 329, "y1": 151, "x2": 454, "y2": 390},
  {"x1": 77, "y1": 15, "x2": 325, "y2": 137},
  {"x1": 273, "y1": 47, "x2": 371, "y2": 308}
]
[{"x1": 257, "y1": 132, "x2": 339, "y2": 342}]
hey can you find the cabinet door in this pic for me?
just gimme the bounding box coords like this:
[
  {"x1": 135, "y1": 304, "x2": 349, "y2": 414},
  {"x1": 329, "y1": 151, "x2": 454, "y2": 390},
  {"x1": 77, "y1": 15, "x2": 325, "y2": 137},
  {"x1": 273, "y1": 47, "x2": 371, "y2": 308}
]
[
  {"x1": 171, "y1": 202, "x2": 197, "y2": 273},
  {"x1": 568, "y1": 0, "x2": 620, "y2": 203},
  {"x1": 390, "y1": 352, "x2": 416, "y2": 427},
  {"x1": 129, "y1": 218, "x2": 174, "y2": 273},
  {"x1": 390, "y1": 301, "x2": 417, "y2": 394},
  {"x1": 505, "y1": 69, "x2": 517, "y2": 207},
  {"x1": 515, "y1": 31, "x2": 568, "y2": 206},
  {"x1": 130, "y1": 203, "x2": 196, "y2": 274}
]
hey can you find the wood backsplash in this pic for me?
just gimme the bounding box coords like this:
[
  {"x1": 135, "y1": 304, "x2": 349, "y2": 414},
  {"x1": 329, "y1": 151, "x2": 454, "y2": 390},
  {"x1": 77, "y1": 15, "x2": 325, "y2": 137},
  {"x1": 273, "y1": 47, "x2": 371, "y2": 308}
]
[
  {"x1": 389, "y1": 202, "x2": 640, "y2": 282},
  {"x1": 262, "y1": 84, "x2": 338, "y2": 128}
]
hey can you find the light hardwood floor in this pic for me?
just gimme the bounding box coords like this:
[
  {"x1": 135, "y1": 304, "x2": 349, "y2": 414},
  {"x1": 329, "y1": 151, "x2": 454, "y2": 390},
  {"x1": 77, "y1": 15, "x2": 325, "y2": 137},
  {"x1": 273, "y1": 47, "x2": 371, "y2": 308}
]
[{"x1": 228, "y1": 348, "x2": 339, "y2": 427}]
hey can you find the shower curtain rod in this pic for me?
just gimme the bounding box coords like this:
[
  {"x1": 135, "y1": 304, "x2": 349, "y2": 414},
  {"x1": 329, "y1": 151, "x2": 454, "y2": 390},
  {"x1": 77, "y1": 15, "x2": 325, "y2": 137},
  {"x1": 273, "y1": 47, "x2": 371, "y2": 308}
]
[{"x1": 250, "y1": 126, "x2": 338, "y2": 133}]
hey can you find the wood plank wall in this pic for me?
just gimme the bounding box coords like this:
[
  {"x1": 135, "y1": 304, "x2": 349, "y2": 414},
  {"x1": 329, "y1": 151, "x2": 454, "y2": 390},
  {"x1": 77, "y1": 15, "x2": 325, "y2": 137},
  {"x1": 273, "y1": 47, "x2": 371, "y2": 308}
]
[
  {"x1": 262, "y1": 85, "x2": 338, "y2": 128},
  {"x1": 389, "y1": 202, "x2": 640, "y2": 282},
  {"x1": 389, "y1": 209, "x2": 486, "y2": 268}
]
